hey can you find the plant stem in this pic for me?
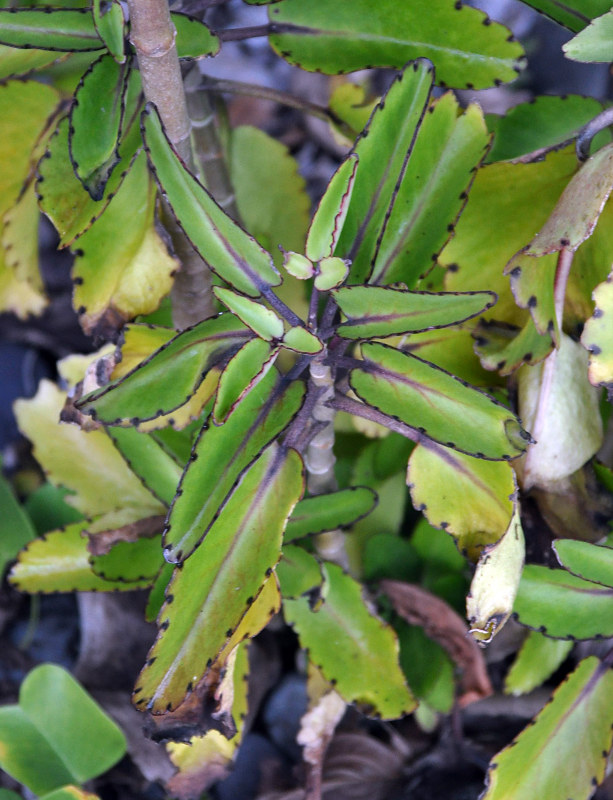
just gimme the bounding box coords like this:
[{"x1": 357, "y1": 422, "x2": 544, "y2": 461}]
[
  {"x1": 217, "y1": 24, "x2": 272, "y2": 42},
  {"x1": 127, "y1": 0, "x2": 215, "y2": 328}
]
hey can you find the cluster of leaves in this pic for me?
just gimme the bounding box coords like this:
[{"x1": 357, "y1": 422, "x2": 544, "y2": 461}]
[{"x1": 2, "y1": 0, "x2": 613, "y2": 798}]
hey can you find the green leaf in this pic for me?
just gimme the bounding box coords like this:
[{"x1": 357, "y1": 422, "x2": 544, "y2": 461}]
[
  {"x1": 284, "y1": 562, "x2": 416, "y2": 718},
  {"x1": 24, "y1": 484, "x2": 83, "y2": 535},
  {"x1": 142, "y1": 104, "x2": 280, "y2": 297},
  {"x1": 582, "y1": 270, "x2": 613, "y2": 387},
  {"x1": 213, "y1": 338, "x2": 279, "y2": 423},
  {"x1": 473, "y1": 316, "x2": 555, "y2": 375},
  {"x1": 171, "y1": 12, "x2": 220, "y2": 59},
  {"x1": 14, "y1": 380, "x2": 163, "y2": 517},
  {"x1": 76, "y1": 314, "x2": 251, "y2": 425},
  {"x1": 69, "y1": 54, "x2": 131, "y2": 200},
  {"x1": 93, "y1": 0, "x2": 125, "y2": 63},
  {"x1": 0, "y1": 45, "x2": 61, "y2": 80},
  {"x1": 277, "y1": 545, "x2": 323, "y2": 599},
  {"x1": 281, "y1": 326, "x2": 323, "y2": 354},
  {"x1": 10, "y1": 522, "x2": 154, "y2": 593},
  {"x1": 362, "y1": 533, "x2": 421, "y2": 583},
  {"x1": 514, "y1": 565, "x2": 613, "y2": 639},
  {"x1": 564, "y1": 10, "x2": 613, "y2": 61},
  {"x1": 134, "y1": 444, "x2": 304, "y2": 713},
  {"x1": 504, "y1": 630, "x2": 573, "y2": 696},
  {"x1": 335, "y1": 60, "x2": 434, "y2": 284},
  {"x1": 284, "y1": 486, "x2": 377, "y2": 543},
  {"x1": 268, "y1": 0, "x2": 525, "y2": 88},
  {"x1": 213, "y1": 286, "x2": 284, "y2": 340},
  {"x1": 282, "y1": 251, "x2": 313, "y2": 280},
  {"x1": 518, "y1": 0, "x2": 612, "y2": 32},
  {"x1": 306, "y1": 154, "x2": 358, "y2": 262},
  {"x1": 369, "y1": 95, "x2": 491, "y2": 287},
  {"x1": 486, "y1": 95, "x2": 607, "y2": 163},
  {"x1": 164, "y1": 370, "x2": 305, "y2": 563},
  {"x1": 350, "y1": 342, "x2": 530, "y2": 459},
  {"x1": 553, "y1": 539, "x2": 613, "y2": 587},
  {"x1": 0, "y1": 664, "x2": 125, "y2": 795},
  {"x1": 0, "y1": 9, "x2": 103, "y2": 52},
  {"x1": 106, "y1": 426, "x2": 183, "y2": 506},
  {"x1": 482, "y1": 657, "x2": 613, "y2": 800},
  {"x1": 334, "y1": 286, "x2": 496, "y2": 339},
  {"x1": 395, "y1": 621, "x2": 454, "y2": 713},
  {"x1": 505, "y1": 252, "x2": 559, "y2": 341},
  {"x1": 407, "y1": 441, "x2": 516, "y2": 559},
  {"x1": 313, "y1": 256, "x2": 350, "y2": 292},
  {"x1": 91, "y1": 536, "x2": 163, "y2": 584},
  {"x1": 0, "y1": 472, "x2": 36, "y2": 576}
]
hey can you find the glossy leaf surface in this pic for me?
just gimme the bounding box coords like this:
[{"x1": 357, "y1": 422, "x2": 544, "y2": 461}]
[
  {"x1": 0, "y1": 9, "x2": 103, "y2": 52},
  {"x1": 0, "y1": 665, "x2": 125, "y2": 795},
  {"x1": 334, "y1": 286, "x2": 495, "y2": 339},
  {"x1": 350, "y1": 342, "x2": 530, "y2": 459},
  {"x1": 164, "y1": 372, "x2": 304, "y2": 563},
  {"x1": 142, "y1": 104, "x2": 280, "y2": 297},
  {"x1": 213, "y1": 287, "x2": 284, "y2": 340},
  {"x1": 69, "y1": 54, "x2": 130, "y2": 200},
  {"x1": 171, "y1": 12, "x2": 220, "y2": 59},
  {"x1": 281, "y1": 326, "x2": 323, "y2": 354},
  {"x1": 482, "y1": 657, "x2": 613, "y2": 800},
  {"x1": 305, "y1": 154, "x2": 358, "y2": 262},
  {"x1": 268, "y1": 0, "x2": 524, "y2": 88},
  {"x1": 284, "y1": 562, "x2": 416, "y2": 719},
  {"x1": 213, "y1": 338, "x2": 278, "y2": 423},
  {"x1": 77, "y1": 314, "x2": 250, "y2": 425},
  {"x1": 514, "y1": 565, "x2": 613, "y2": 638},
  {"x1": 135, "y1": 444, "x2": 303, "y2": 712},
  {"x1": 93, "y1": 0, "x2": 125, "y2": 63},
  {"x1": 284, "y1": 486, "x2": 377, "y2": 543},
  {"x1": 553, "y1": 539, "x2": 613, "y2": 587},
  {"x1": 504, "y1": 631, "x2": 573, "y2": 696}
]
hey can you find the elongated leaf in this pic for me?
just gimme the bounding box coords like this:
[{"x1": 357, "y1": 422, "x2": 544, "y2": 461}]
[
  {"x1": 0, "y1": 472, "x2": 36, "y2": 576},
  {"x1": 350, "y1": 342, "x2": 530, "y2": 459},
  {"x1": 142, "y1": 104, "x2": 280, "y2": 297},
  {"x1": 134, "y1": 444, "x2": 304, "y2": 713},
  {"x1": 306, "y1": 154, "x2": 358, "y2": 262},
  {"x1": 77, "y1": 314, "x2": 251, "y2": 425},
  {"x1": 284, "y1": 487, "x2": 377, "y2": 543},
  {"x1": 0, "y1": 9, "x2": 103, "y2": 52},
  {"x1": 10, "y1": 522, "x2": 151, "y2": 592},
  {"x1": 582, "y1": 271, "x2": 613, "y2": 387},
  {"x1": 505, "y1": 252, "x2": 558, "y2": 341},
  {"x1": 284, "y1": 562, "x2": 415, "y2": 718},
  {"x1": 0, "y1": 45, "x2": 61, "y2": 80},
  {"x1": 164, "y1": 370, "x2": 305, "y2": 563},
  {"x1": 171, "y1": 12, "x2": 220, "y2": 59},
  {"x1": 213, "y1": 287, "x2": 284, "y2": 340},
  {"x1": 519, "y1": 0, "x2": 611, "y2": 32},
  {"x1": 407, "y1": 441, "x2": 516, "y2": 559},
  {"x1": 335, "y1": 60, "x2": 433, "y2": 284},
  {"x1": 268, "y1": 0, "x2": 524, "y2": 88},
  {"x1": 553, "y1": 539, "x2": 613, "y2": 587},
  {"x1": 0, "y1": 664, "x2": 125, "y2": 796},
  {"x1": 334, "y1": 286, "x2": 496, "y2": 339},
  {"x1": 473, "y1": 316, "x2": 554, "y2": 375},
  {"x1": 277, "y1": 545, "x2": 323, "y2": 599},
  {"x1": 14, "y1": 381, "x2": 162, "y2": 517},
  {"x1": 106, "y1": 427, "x2": 183, "y2": 505},
  {"x1": 482, "y1": 657, "x2": 613, "y2": 800},
  {"x1": 370, "y1": 96, "x2": 490, "y2": 287},
  {"x1": 2, "y1": 181, "x2": 44, "y2": 296},
  {"x1": 514, "y1": 565, "x2": 613, "y2": 638},
  {"x1": 213, "y1": 338, "x2": 279, "y2": 423},
  {"x1": 504, "y1": 631, "x2": 573, "y2": 696},
  {"x1": 69, "y1": 54, "x2": 130, "y2": 200},
  {"x1": 281, "y1": 326, "x2": 323, "y2": 354},
  {"x1": 93, "y1": 0, "x2": 125, "y2": 63}
]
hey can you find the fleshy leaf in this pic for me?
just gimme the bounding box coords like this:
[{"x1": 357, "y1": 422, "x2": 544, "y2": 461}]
[
  {"x1": 350, "y1": 341, "x2": 530, "y2": 459},
  {"x1": 69, "y1": 54, "x2": 131, "y2": 200},
  {"x1": 268, "y1": 0, "x2": 525, "y2": 88},
  {"x1": 505, "y1": 252, "x2": 558, "y2": 341},
  {"x1": 90, "y1": 536, "x2": 162, "y2": 584},
  {"x1": 3, "y1": 180, "x2": 45, "y2": 294},
  {"x1": 134, "y1": 444, "x2": 304, "y2": 713},
  {"x1": 10, "y1": 522, "x2": 152, "y2": 593},
  {"x1": 283, "y1": 252, "x2": 313, "y2": 280},
  {"x1": 281, "y1": 326, "x2": 323, "y2": 354},
  {"x1": 213, "y1": 338, "x2": 279, "y2": 423},
  {"x1": 518, "y1": 0, "x2": 612, "y2": 32},
  {"x1": 164, "y1": 370, "x2": 305, "y2": 563},
  {"x1": 305, "y1": 154, "x2": 358, "y2": 262},
  {"x1": 466, "y1": 507, "x2": 525, "y2": 644},
  {"x1": 582, "y1": 271, "x2": 613, "y2": 387},
  {"x1": 0, "y1": 46, "x2": 62, "y2": 80},
  {"x1": 513, "y1": 565, "x2": 613, "y2": 639},
  {"x1": 482, "y1": 657, "x2": 613, "y2": 800},
  {"x1": 93, "y1": 0, "x2": 125, "y2": 63},
  {"x1": 76, "y1": 314, "x2": 250, "y2": 425},
  {"x1": 565, "y1": 10, "x2": 613, "y2": 61},
  {"x1": 313, "y1": 257, "x2": 350, "y2": 292},
  {"x1": 0, "y1": 664, "x2": 125, "y2": 796},
  {"x1": 369, "y1": 96, "x2": 491, "y2": 288},
  {"x1": 504, "y1": 630, "x2": 573, "y2": 696},
  {"x1": 14, "y1": 381, "x2": 162, "y2": 517},
  {"x1": 171, "y1": 12, "x2": 220, "y2": 60},
  {"x1": 334, "y1": 286, "x2": 496, "y2": 339},
  {"x1": 213, "y1": 287, "x2": 284, "y2": 341},
  {"x1": 407, "y1": 441, "x2": 516, "y2": 559},
  {"x1": 553, "y1": 539, "x2": 613, "y2": 587},
  {"x1": 284, "y1": 562, "x2": 416, "y2": 719},
  {"x1": 0, "y1": 472, "x2": 36, "y2": 577},
  {"x1": 277, "y1": 545, "x2": 323, "y2": 599},
  {"x1": 142, "y1": 104, "x2": 280, "y2": 297},
  {"x1": 284, "y1": 486, "x2": 377, "y2": 543},
  {"x1": 0, "y1": 9, "x2": 103, "y2": 52},
  {"x1": 473, "y1": 316, "x2": 555, "y2": 375}
]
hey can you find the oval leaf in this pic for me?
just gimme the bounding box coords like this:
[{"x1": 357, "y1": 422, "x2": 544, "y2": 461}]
[
  {"x1": 554, "y1": 538, "x2": 613, "y2": 587},
  {"x1": 284, "y1": 486, "x2": 377, "y2": 543},
  {"x1": 171, "y1": 12, "x2": 220, "y2": 59},
  {"x1": 0, "y1": 8, "x2": 103, "y2": 52},
  {"x1": 93, "y1": 0, "x2": 125, "y2": 63},
  {"x1": 504, "y1": 630, "x2": 573, "y2": 696},
  {"x1": 213, "y1": 287, "x2": 284, "y2": 340},
  {"x1": 305, "y1": 154, "x2": 358, "y2": 262}
]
